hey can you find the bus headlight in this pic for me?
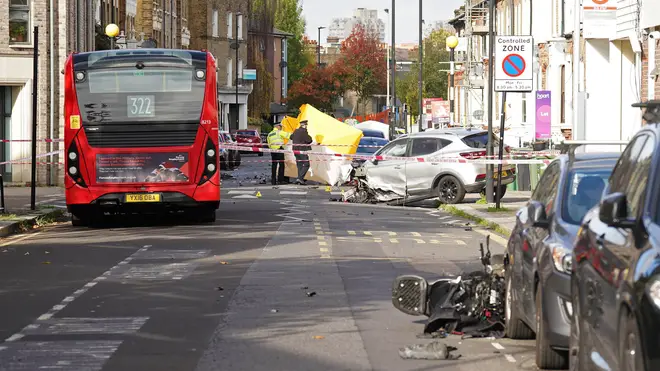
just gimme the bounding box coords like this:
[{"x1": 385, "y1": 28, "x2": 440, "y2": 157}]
[
  {"x1": 69, "y1": 166, "x2": 77, "y2": 175},
  {"x1": 207, "y1": 163, "x2": 216, "y2": 172},
  {"x1": 68, "y1": 152, "x2": 77, "y2": 160},
  {"x1": 207, "y1": 149, "x2": 215, "y2": 157}
]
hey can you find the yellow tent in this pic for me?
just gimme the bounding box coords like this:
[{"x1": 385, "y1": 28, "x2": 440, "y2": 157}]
[
  {"x1": 282, "y1": 104, "x2": 363, "y2": 154},
  {"x1": 278, "y1": 104, "x2": 364, "y2": 185}
]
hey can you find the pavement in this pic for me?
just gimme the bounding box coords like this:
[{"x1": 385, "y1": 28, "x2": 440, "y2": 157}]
[
  {"x1": 0, "y1": 187, "x2": 67, "y2": 237},
  {"x1": 0, "y1": 156, "x2": 542, "y2": 371}
]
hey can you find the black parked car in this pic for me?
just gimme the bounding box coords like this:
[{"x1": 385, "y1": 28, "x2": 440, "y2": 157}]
[
  {"x1": 571, "y1": 102, "x2": 660, "y2": 371},
  {"x1": 504, "y1": 151, "x2": 619, "y2": 369},
  {"x1": 219, "y1": 131, "x2": 240, "y2": 170}
]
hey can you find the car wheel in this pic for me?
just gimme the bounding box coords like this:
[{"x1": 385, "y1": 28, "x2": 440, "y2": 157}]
[
  {"x1": 569, "y1": 278, "x2": 588, "y2": 371},
  {"x1": 535, "y1": 285, "x2": 568, "y2": 369},
  {"x1": 505, "y1": 270, "x2": 534, "y2": 339},
  {"x1": 436, "y1": 175, "x2": 466, "y2": 204},
  {"x1": 618, "y1": 308, "x2": 644, "y2": 371}
]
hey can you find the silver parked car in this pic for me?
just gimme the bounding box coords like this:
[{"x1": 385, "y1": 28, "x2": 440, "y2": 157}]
[{"x1": 362, "y1": 128, "x2": 516, "y2": 204}]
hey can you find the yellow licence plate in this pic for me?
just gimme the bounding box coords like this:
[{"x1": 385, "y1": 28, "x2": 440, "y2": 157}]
[
  {"x1": 493, "y1": 171, "x2": 508, "y2": 179},
  {"x1": 125, "y1": 193, "x2": 161, "y2": 203}
]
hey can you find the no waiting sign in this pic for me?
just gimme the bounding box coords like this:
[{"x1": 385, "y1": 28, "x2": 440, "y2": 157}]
[{"x1": 495, "y1": 36, "x2": 533, "y2": 92}]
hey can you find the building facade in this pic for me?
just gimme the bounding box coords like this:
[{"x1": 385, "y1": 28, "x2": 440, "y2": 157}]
[
  {"x1": 328, "y1": 8, "x2": 386, "y2": 43},
  {"x1": 189, "y1": 0, "x2": 250, "y2": 132}
]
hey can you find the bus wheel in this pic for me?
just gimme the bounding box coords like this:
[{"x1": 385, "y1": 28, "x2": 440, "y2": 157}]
[
  {"x1": 200, "y1": 209, "x2": 216, "y2": 223},
  {"x1": 71, "y1": 213, "x2": 88, "y2": 227}
]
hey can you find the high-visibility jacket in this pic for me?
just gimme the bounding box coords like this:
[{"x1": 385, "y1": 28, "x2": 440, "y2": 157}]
[{"x1": 267, "y1": 129, "x2": 291, "y2": 150}]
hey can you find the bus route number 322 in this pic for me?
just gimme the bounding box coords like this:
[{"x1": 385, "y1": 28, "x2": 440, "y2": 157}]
[{"x1": 127, "y1": 95, "x2": 155, "y2": 117}]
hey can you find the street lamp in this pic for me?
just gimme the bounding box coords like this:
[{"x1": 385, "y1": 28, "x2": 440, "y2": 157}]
[
  {"x1": 317, "y1": 26, "x2": 325, "y2": 66},
  {"x1": 105, "y1": 23, "x2": 119, "y2": 50},
  {"x1": 446, "y1": 35, "x2": 459, "y2": 127}
]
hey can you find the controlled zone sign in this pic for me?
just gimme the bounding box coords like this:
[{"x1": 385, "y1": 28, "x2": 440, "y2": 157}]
[{"x1": 495, "y1": 36, "x2": 533, "y2": 92}]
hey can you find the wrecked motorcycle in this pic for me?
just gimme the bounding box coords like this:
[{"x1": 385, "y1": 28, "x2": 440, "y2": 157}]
[{"x1": 392, "y1": 235, "x2": 507, "y2": 338}]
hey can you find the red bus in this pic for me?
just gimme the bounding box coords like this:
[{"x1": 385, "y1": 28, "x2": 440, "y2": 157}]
[{"x1": 63, "y1": 49, "x2": 220, "y2": 226}]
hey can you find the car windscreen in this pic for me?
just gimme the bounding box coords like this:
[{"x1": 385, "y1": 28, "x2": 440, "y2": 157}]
[
  {"x1": 461, "y1": 132, "x2": 499, "y2": 149},
  {"x1": 561, "y1": 168, "x2": 613, "y2": 225},
  {"x1": 357, "y1": 138, "x2": 388, "y2": 154},
  {"x1": 75, "y1": 66, "x2": 205, "y2": 124}
]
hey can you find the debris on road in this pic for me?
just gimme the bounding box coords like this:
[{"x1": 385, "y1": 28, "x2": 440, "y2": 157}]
[
  {"x1": 216, "y1": 286, "x2": 224, "y2": 291},
  {"x1": 313, "y1": 335, "x2": 325, "y2": 340},
  {"x1": 306, "y1": 291, "x2": 317, "y2": 297},
  {"x1": 392, "y1": 235, "x2": 508, "y2": 339},
  {"x1": 399, "y1": 341, "x2": 461, "y2": 360},
  {"x1": 270, "y1": 309, "x2": 278, "y2": 313}
]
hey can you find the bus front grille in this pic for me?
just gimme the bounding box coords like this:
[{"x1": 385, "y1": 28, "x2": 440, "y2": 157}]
[{"x1": 84, "y1": 123, "x2": 199, "y2": 148}]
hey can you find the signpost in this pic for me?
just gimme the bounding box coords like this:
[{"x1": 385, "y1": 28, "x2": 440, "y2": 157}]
[
  {"x1": 493, "y1": 35, "x2": 533, "y2": 208},
  {"x1": 494, "y1": 36, "x2": 533, "y2": 92}
]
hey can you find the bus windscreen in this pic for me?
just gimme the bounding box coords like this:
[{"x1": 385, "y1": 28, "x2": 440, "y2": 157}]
[{"x1": 75, "y1": 67, "x2": 205, "y2": 124}]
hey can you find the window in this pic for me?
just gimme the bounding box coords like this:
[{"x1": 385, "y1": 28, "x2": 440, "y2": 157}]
[
  {"x1": 626, "y1": 136, "x2": 654, "y2": 217},
  {"x1": 237, "y1": 58, "x2": 242, "y2": 85},
  {"x1": 376, "y1": 139, "x2": 407, "y2": 157},
  {"x1": 531, "y1": 162, "x2": 561, "y2": 215},
  {"x1": 226, "y1": 58, "x2": 232, "y2": 87},
  {"x1": 9, "y1": 0, "x2": 30, "y2": 44},
  {"x1": 562, "y1": 168, "x2": 612, "y2": 225},
  {"x1": 237, "y1": 13, "x2": 243, "y2": 40},
  {"x1": 560, "y1": 65, "x2": 565, "y2": 123},
  {"x1": 609, "y1": 135, "x2": 646, "y2": 194},
  {"x1": 212, "y1": 9, "x2": 218, "y2": 37},
  {"x1": 461, "y1": 132, "x2": 499, "y2": 149},
  {"x1": 226, "y1": 12, "x2": 233, "y2": 39},
  {"x1": 410, "y1": 138, "x2": 444, "y2": 156}
]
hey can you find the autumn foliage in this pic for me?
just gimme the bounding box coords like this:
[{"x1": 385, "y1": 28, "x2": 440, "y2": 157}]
[
  {"x1": 287, "y1": 23, "x2": 386, "y2": 113},
  {"x1": 286, "y1": 61, "x2": 351, "y2": 112}
]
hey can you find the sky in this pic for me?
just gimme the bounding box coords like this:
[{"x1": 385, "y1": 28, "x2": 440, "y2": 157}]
[{"x1": 301, "y1": 0, "x2": 464, "y2": 44}]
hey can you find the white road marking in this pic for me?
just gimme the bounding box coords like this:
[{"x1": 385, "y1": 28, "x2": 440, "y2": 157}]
[
  {"x1": 0, "y1": 341, "x2": 122, "y2": 370},
  {"x1": 414, "y1": 239, "x2": 425, "y2": 244},
  {"x1": 491, "y1": 342, "x2": 505, "y2": 350},
  {"x1": 0, "y1": 232, "x2": 42, "y2": 247},
  {"x1": 232, "y1": 195, "x2": 258, "y2": 199},
  {"x1": 504, "y1": 354, "x2": 516, "y2": 362},
  {"x1": 132, "y1": 249, "x2": 210, "y2": 260},
  {"x1": 115, "y1": 263, "x2": 200, "y2": 280},
  {"x1": 3, "y1": 246, "x2": 149, "y2": 343},
  {"x1": 280, "y1": 191, "x2": 307, "y2": 195},
  {"x1": 411, "y1": 232, "x2": 422, "y2": 237},
  {"x1": 447, "y1": 219, "x2": 461, "y2": 224},
  {"x1": 22, "y1": 317, "x2": 149, "y2": 335},
  {"x1": 228, "y1": 190, "x2": 256, "y2": 194}
]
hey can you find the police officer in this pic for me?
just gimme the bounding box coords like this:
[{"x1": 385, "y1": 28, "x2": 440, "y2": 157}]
[
  {"x1": 291, "y1": 120, "x2": 313, "y2": 185},
  {"x1": 267, "y1": 122, "x2": 291, "y2": 185}
]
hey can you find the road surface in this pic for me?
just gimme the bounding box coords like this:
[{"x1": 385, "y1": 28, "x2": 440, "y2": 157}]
[{"x1": 0, "y1": 157, "x2": 540, "y2": 371}]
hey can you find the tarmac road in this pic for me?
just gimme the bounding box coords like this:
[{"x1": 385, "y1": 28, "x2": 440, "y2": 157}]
[{"x1": 0, "y1": 159, "x2": 541, "y2": 371}]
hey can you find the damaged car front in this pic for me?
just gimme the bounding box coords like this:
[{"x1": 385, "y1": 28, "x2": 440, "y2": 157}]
[{"x1": 354, "y1": 129, "x2": 516, "y2": 204}]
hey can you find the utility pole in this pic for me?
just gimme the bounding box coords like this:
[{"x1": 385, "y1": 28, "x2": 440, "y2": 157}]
[
  {"x1": 236, "y1": 12, "x2": 240, "y2": 131},
  {"x1": 485, "y1": 0, "x2": 495, "y2": 203},
  {"x1": 317, "y1": 26, "x2": 325, "y2": 66},
  {"x1": 391, "y1": 0, "x2": 396, "y2": 137},
  {"x1": 572, "y1": 0, "x2": 581, "y2": 140},
  {"x1": 418, "y1": 0, "x2": 423, "y2": 132},
  {"x1": 385, "y1": 8, "x2": 390, "y2": 115}
]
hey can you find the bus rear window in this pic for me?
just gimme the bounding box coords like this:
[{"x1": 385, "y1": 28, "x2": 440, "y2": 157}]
[{"x1": 75, "y1": 67, "x2": 205, "y2": 124}]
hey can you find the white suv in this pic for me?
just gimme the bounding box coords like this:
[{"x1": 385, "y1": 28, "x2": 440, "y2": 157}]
[{"x1": 362, "y1": 128, "x2": 516, "y2": 204}]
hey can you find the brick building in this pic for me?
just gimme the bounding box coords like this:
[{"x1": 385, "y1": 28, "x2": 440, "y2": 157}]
[{"x1": 189, "y1": 0, "x2": 250, "y2": 132}]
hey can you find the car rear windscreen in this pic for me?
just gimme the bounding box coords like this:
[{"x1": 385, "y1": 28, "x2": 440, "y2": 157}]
[
  {"x1": 461, "y1": 132, "x2": 500, "y2": 149},
  {"x1": 236, "y1": 130, "x2": 258, "y2": 136}
]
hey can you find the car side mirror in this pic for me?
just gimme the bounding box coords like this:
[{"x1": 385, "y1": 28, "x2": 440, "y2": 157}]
[
  {"x1": 372, "y1": 159, "x2": 379, "y2": 165},
  {"x1": 392, "y1": 275, "x2": 428, "y2": 316},
  {"x1": 528, "y1": 200, "x2": 550, "y2": 228},
  {"x1": 599, "y1": 192, "x2": 636, "y2": 228}
]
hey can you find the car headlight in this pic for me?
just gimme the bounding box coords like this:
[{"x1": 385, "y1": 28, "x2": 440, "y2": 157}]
[
  {"x1": 551, "y1": 244, "x2": 573, "y2": 273},
  {"x1": 648, "y1": 277, "x2": 660, "y2": 309}
]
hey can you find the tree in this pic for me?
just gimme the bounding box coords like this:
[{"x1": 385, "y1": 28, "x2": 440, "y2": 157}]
[
  {"x1": 339, "y1": 24, "x2": 386, "y2": 114},
  {"x1": 275, "y1": 0, "x2": 314, "y2": 86},
  {"x1": 395, "y1": 28, "x2": 452, "y2": 118},
  {"x1": 287, "y1": 62, "x2": 351, "y2": 112}
]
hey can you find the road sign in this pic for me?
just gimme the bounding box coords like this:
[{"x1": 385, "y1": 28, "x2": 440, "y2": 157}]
[{"x1": 495, "y1": 36, "x2": 533, "y2": 92}]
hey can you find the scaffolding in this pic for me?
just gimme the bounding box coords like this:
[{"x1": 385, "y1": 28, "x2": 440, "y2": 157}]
[{"x1": 461, "y1": 0, "x2": 489, "y2": 127}]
